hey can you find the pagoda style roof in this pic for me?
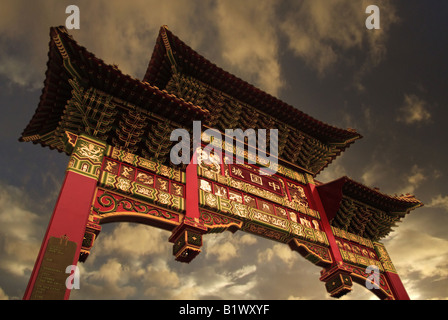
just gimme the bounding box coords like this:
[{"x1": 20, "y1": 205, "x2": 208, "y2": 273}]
[
  {"x1": 317, "y1": 177, "x2": 423, "y2": 240},
  {"x1": 142, "y1": 26, "x2": 362, "y2": 175},
  {"x1": 20, "y1": 26, "x2": 209, "y2": 160},
  {"x1": 144, "y1": 26, "x2": 362, "y2": 145},
  {"x1": 20, "y1": 25, "x2": 361, "y2": 175}
]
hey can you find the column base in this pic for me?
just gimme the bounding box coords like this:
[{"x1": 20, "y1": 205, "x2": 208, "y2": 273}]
[
  {"x1": 320, "y1": 263, "x2": 353, "y2": 298},
  {"x1": 169, "y1": 217, "x2": 207, "y2": 263}
]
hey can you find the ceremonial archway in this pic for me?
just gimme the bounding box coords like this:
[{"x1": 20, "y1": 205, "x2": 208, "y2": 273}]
[
  {"x1": 22, "y1": 132, "x2": 415, "y2": 300},
  {"x1": 20, "y1": 26, "x2": 422, "y2": 300}
]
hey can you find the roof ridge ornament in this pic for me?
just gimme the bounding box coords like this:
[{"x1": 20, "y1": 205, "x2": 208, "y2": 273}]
[{"x1": 160, "y1": 25, "x2": 178, "y2": 71}]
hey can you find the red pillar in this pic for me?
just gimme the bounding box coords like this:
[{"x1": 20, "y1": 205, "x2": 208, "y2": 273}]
[
  {"x1": 308, "y1": 182, "x2": 353, "y2": 298},
  {"x1": 374, "y1": 241, "x2": 410, "y2": 300},
  {"x1": 168, "y1": 148, "x2": 207, "y2": 263},
  {"x1": 308, "y1": 183, "x2": 344, "y2": 263},
  {"x1": 23, "y1": 134, "x2": 106, "y2": 300},
  {"x1": 185, "y1": 149, "x2": 200, "y2": 220},
  {"x1": 385, "y1": 273, "x2": 410, "y2": 300}
]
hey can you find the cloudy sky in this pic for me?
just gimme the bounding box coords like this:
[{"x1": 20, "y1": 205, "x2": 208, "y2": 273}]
[{"x1": 0, "y1": 0, "x2": 447, "y2": 300}]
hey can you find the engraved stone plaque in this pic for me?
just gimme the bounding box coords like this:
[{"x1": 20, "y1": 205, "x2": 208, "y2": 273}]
[{"x1": 30, "y1": 236, "x2": 77, "y2": 300}]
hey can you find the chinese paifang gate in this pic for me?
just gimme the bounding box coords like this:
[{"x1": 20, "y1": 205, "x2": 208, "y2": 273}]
[{"x1": 20, "y1": 25, "x2": 423, "y2": 300}]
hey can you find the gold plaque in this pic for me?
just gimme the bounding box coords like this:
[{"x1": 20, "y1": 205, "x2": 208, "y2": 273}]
[{"x1": 30, "y1": 236, "x2": 77, "y2": 300}]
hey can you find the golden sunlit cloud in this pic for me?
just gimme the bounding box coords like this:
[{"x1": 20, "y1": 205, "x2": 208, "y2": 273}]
[{"x1": 397, "y1": 93, "x2": 432, "y2": 125}]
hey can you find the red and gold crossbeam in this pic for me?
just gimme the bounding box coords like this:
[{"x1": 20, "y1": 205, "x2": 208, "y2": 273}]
[{"x1": 23, "y1": 133, "x2": 409, "y2": 300}]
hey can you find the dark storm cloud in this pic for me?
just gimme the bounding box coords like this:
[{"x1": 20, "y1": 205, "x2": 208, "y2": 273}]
[{"x1": 0, "y1": 0, "x2": 447, "y2": 300}]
